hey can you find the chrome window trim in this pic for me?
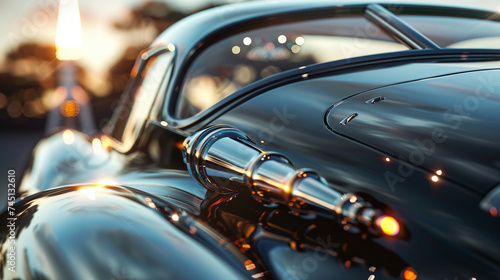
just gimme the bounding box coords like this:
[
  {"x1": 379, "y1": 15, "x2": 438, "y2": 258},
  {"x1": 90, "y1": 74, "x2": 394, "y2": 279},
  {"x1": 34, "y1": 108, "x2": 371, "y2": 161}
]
[
  {"x1": 163, "y1": 49, "x2": 500, "y2": 132},
  {"x1": 104, "y1": 43, "x2": 176, "y2": 154},
  {"x1": 365, "y1": 4, "x2": 440, "y2": 50},
  {"x1": 162, "y1": 3, "x2": 500, "y2": 130}
]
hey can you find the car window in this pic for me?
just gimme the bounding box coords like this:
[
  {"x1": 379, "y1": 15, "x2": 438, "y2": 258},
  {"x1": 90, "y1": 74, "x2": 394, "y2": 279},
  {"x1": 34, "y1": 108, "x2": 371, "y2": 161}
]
[
  {"x1": 109, "y1": 50, "x2": 174, "y2": 151},
  {"x1": 400, "y1": 15, "x2": 500, "y2": 49},
  {"x1": 176, "y1": 16, "x2": 408, "y2": 118}
]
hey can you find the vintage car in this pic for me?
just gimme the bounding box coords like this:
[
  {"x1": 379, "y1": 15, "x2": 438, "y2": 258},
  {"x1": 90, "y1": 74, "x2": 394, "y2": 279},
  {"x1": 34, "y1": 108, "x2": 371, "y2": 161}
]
[{"x1": 2, "y1": 1, "x2": 500, "y2": 279}]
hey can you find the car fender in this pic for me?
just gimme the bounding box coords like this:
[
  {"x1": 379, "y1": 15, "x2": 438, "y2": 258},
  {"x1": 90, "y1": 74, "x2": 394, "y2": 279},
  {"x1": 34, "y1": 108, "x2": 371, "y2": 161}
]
[
  {"x1": 18, "y1": 130, "x2": 100, "y2": 197},
  {"x1": 0, "y1": 185, "x2": 249, "y2": 279}
]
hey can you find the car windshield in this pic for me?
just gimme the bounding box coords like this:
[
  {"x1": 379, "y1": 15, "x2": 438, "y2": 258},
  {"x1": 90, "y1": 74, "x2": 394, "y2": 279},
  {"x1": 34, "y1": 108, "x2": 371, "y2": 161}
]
[
  {"x1": 109, "y1": 49, "x2": 174, "y2": 150},
  {"x1": 400, "y1": 15, "x2": 500, "y2": 48},
  {"x1": 176, "y1": 16, "x2": 408, "y2": 118}
]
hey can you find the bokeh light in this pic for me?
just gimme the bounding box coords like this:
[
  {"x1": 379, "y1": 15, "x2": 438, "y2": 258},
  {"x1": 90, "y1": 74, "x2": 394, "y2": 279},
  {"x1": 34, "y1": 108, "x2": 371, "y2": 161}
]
[
  {"x1": 62, "y1": 129, "x2": 75, "y2": 145},
  {"x1": 278, "y1": 34, "x2": 287, "y2": 44},
  {"x1": 401, "y1": 267, "x2": 417, "y2": 280},
  {"x1": 232, "y1": 46, "x2": 241, "y2": 54},
  {"x1": 60, "y1": 100, "x2": 80, "y2": 117}
]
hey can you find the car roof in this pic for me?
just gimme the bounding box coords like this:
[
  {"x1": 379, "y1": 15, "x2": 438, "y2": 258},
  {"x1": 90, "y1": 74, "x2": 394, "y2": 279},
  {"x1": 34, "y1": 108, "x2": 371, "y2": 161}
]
[
  {"x1": 148, "y1": 1, "x2": 500, "y2": 129},
  {"x1": 152, "y1": 1, "x2": 497, "y2": 73}
]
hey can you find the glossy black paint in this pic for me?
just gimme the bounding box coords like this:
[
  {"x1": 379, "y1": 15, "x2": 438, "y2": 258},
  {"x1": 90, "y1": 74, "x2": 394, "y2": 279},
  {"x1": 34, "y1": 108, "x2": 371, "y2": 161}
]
[
  {"x1": 1, "y1": 185, "x2": 252, "y2": 279},
  {"x1": 327, "y1": 69, "x2": 500, "y2": 195},
  {"x1": 214, "y1": 61, "x2": 500, "y2": 279},
  {"x1": 2, "y1": 2, "x2": 500, "y2": 280}
]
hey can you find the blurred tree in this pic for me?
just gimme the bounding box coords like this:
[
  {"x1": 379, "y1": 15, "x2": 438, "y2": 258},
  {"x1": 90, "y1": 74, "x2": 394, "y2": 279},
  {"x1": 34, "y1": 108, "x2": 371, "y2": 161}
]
[
  {"x1": 0, "y1": 1, "x2": 226, "y2": 132},
  {"x1": 108, "y1": 1, "x2": 188, "y2": 98},
  {"x1": 113, "y1": 1, "x2": 187, "y2": 33},
  {"x1": 0, "y1": 43, "x2": 92, "y2": 130},
  {"x1": 99, "y1": 1, "x2": 214, "y2": 130}
]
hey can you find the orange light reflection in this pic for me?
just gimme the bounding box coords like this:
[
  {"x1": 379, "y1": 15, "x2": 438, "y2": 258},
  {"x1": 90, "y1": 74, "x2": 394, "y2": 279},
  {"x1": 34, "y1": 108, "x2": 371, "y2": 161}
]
[
  {"x1": 377, "y1": 216, "x2": 400, "y2": 236},
  {"x1": 402, "y1": 267, "x2": 417, "y2": 280},
  {"x1": 60, "y1": 100, "x2": 80, "y2": 117}
]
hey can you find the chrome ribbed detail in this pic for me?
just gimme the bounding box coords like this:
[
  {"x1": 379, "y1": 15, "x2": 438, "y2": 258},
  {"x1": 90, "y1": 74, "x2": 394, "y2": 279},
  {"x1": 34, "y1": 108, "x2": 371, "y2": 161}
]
[{"x1": 183, "y1": 125, "x2": 395, "y2": 236}]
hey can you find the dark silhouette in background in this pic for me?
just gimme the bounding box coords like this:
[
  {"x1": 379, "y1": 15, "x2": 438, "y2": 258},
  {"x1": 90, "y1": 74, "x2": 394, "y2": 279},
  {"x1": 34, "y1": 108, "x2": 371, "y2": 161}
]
[
  {"x1": 0, "y1": 1, "x2": 224, "y2": 210},
  {"x1": 0, "y1": 1, "x2": 223, "y2": 133},
  {"x1": 101, "y1": 2, "x2": 187, "y2": 131},
  {"x1": 1, "y1": 43, "x2": 89, "y2": 130}
]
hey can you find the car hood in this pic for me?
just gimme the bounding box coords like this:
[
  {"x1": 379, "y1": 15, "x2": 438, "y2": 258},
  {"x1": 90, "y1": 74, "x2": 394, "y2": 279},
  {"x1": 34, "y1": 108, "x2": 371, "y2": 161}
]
[{"x1": 327, "y1": 68, "x2": 500, "y2": 195}]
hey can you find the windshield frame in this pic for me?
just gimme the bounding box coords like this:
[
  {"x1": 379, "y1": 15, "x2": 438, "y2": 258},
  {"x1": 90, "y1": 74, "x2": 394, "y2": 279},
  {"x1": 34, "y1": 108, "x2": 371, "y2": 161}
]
[
  {"x1": 158, "y1": 3, "x2": 500, "y2": 131},
  {"x1": 104, "y1": 43, "x2": 176, "y2": 153}
]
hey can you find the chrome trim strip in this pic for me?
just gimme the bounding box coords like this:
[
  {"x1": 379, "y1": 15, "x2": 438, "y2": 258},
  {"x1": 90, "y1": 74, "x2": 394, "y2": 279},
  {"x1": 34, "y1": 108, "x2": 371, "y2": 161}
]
[
  {"x1": 340, "y1": 112, "x2": 358, "y2": 126},
  {"x1": 105, "y1": 43, "x2": 176, "y2": 154},
  {"x1": 366, "y1": 4, "x2": 440, "y2": 50},
  {"x1": 183, "y1": 125, "x2": 398, "y2": 236}
]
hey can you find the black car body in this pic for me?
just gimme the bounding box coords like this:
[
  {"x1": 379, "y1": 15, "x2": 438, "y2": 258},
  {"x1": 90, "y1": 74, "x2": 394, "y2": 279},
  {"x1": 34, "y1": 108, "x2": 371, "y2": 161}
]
[{"x1": 2, "y1": 1, "x2": 500, "y2": 279}]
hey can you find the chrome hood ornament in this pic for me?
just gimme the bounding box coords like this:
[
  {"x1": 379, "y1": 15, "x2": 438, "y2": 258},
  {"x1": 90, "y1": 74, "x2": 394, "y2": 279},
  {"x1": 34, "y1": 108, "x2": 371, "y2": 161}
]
[{"x1": 183, "y1": 125, "x2": 400, "y2": 236}]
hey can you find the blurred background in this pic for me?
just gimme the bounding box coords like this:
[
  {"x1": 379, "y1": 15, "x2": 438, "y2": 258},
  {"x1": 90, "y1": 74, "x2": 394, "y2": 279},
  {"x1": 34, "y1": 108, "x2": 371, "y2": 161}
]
[
  {"x1": 0, "y1": 0, "x2": 499, "y2": 209},
  {"x1": 0, "y1": 0, "x2": 248, "y2": 205},
  {"x1": 0, "y1": 0, "x2": 249, "y2": 130}
]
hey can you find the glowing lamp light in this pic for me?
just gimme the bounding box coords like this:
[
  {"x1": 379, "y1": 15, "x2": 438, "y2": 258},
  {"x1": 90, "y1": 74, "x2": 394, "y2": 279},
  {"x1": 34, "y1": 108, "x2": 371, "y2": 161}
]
[
  {"x1": 60, "y1": 100, "x2": 80, "y2": 117},
  {"x1": 295, "y1": 36, "x2": 305, "y2": 45},
  {"x1": 377, "y1": 215, "x2": 400, "y2": 236},
  {"x1": 92, "y1": 138, "x2": 102, "y2": 155},
  {"x1": 401, "y1": 267, "x2": 417, "y2": 280},
  {"x1": 171, "y1": 213, "x2": 180, "y2": 222},
  {"x1": 63, "y1": 129, "x2": 75, "y2": 145},
  {"x1": 243, "y1": 37, "x2": 252, "y2": 46},
  {"x1": 232, "y1": 46, "x2": 241, "y2": 55},
  {"x1": 278, "y1": 35, "x2": 287, "y2": 44},
  {"x1": 55, "y1": 0, "x2": 83, "y2": 60}
]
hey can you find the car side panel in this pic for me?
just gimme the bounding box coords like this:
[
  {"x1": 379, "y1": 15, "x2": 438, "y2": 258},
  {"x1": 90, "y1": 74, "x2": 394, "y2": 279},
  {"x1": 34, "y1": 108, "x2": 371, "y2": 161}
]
[{"x1": 212, "y1": 62, "x2": 500, "y2": 279}]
